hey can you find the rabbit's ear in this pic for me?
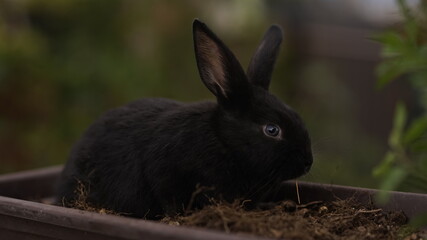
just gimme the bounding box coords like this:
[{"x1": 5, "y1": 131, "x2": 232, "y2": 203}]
[
  {"x1": 247, "y1": 25, "x2": 283, "y2": 91},
  {"x1": 193, "y1": 20, "x2": 249, "y2": 103}
]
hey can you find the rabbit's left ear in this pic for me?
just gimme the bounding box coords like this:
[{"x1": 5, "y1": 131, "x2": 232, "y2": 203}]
[{"x1": 247, "y1": 25, "x2": 283, "y2": 91}]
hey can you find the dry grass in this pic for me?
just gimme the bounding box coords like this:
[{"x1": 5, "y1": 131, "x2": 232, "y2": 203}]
[{"x1": 65, "y1": 180, "x2": 118, "y2": 215}]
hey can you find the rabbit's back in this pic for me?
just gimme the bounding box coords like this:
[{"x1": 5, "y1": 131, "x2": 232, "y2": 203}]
[{"x1": 57, "y1": 98, "x2": 216, "y2": 217}]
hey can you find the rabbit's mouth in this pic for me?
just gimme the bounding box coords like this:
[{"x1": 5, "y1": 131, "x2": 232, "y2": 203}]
[
  {"x1": 297, "y1": 159, "x2": 313, "y2": 178},
  {"x1": 292, "y1": 149, "x2": 313, "y2": 177},
  {"x1": 280, "y1": 157, "x2": 313, "y2": 181}
]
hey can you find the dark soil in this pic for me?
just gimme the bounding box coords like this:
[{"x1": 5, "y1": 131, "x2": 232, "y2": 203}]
[
  {"x1": 161, "y1": 199, "x2": 424, "y2": 240},
  {"x1": 67, "y1": 182, "x2": 425, "y2": 240}
]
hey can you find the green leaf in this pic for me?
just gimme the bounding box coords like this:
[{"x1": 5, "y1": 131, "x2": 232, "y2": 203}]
[
  {"x1": 373, "y1": 152, "x2": 396, "y2": 177},
  {"x1": 403, "y1": 115, "x2": 427, "y2": 145},
  {"x1": 397, "y1": 0, "x2": 419, "y2": 45},
  {"x1": 376, "y1": 61, "x2": 403, "y2": 88},
  {"x1": 409, "y1": 213, "x2": 427, "y2": 229},
  {"x1": 371, "y1": 32, "x2": 405, "y2": 57},
  {"x1": 385, "y1": 167, "x2": 407, "y2": 191},
  {"x1": 389, "y1": 103, "x2": 407, "y2": 148},
  {"x1": 409, "y1": 140, "x2": 427, "y2": 154},
  {"x1": 376, "y1": 167, "x2": 407, "y2": 204}
]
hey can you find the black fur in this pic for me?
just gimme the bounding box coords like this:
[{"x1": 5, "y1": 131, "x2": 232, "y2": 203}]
[{"x1": 56, "y1": 19, "x2": 313, "y2": 219}]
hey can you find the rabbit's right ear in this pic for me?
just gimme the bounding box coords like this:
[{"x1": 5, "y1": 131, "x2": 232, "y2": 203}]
[
  {"x1": 247, "y1": 25, "x2": 283, "y2": 91},
  {"x1": 193, "y1": 20, "x2": 250, "y2": 103}
]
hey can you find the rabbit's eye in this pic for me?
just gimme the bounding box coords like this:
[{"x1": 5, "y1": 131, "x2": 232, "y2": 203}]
[{"x1": 264, "y1": 124, "x2": 281, "y2": 137}]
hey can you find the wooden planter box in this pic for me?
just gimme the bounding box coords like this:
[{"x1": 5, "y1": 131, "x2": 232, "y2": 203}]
[{"x1": 1, "y1": 166, "x2": 426, "y2": 240}]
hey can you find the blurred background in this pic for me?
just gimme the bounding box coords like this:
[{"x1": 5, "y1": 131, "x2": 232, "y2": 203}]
[{"x1": 0, "y1": 0, "x2": 422, "y2": 189}]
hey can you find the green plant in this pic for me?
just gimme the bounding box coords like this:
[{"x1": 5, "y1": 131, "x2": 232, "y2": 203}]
[{"x1": 373, "y1": 0, "x2": 427, "y2": 198}]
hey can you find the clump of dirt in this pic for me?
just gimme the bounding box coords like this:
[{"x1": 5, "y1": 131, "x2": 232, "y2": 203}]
[{"x1": 161, "y1": 199, "x2": 423, "y2": 240}]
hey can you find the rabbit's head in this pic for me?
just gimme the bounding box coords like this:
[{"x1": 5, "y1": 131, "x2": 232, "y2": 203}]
[{"x1": 193, "y1": 20, "x2": 313, "y2": 185}]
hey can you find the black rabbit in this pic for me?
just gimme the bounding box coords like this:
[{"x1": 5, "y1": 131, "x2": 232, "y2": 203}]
[{"x1": 56, "y1": 19, "x2": 313, "y2": 219}]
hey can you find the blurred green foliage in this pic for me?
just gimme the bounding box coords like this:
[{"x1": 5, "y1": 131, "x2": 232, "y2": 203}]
[
  {"x1": 0, "y1": 0, "x2": 391, "y2": 190},
  {"x1": 373, "y1": 0, "x2": 427, "y2": 196}
]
